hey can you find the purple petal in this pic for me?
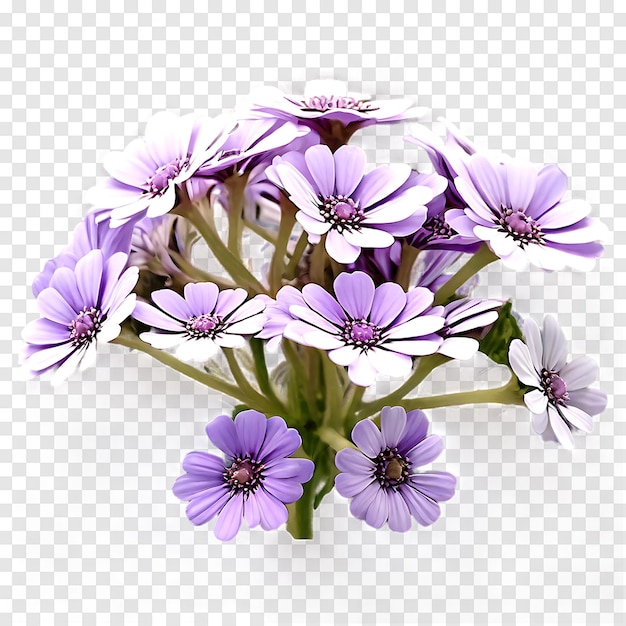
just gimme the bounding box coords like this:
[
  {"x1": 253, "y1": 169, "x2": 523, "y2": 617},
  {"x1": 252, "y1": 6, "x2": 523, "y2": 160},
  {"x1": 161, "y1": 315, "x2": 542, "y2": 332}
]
[
  {"x1": 391, "y1": 287, "x2": 434, "y2": 326},
  {"x1": 567, "y1": 388, "x2": 607, "y2": 417},
  {"x1": 538, "y1": 198, "x2": 591, "y2": 229},
  {"x1": 380, "y1": 406, "x2": 407, "y2": 449},
  {"x1": 133, "y1": 300, "x2": 184, "y2": 332},
  {"x1": 400, "y1": 484, "x2": 441, "y2": 526},
  {"x1": 410, "y1": 471, "x2": 456, "y2": 502},
  {"x1": 173, "y1": 474, "x2": 226, "y2": 500},
  {"x1": 355, "y1": 164, "x2": 411, "y2": 208},
  {"x1": 22, "y1": 318, "x2": 70, "y2": 346},
  {"x1": 349, "y1": 481, "x2": 380, "y2": 520},
  {"x1": 559, "y1": 357, "x2": 598, "y2": 391},
  {"x1": 263, "y1": 458, "x2": 314, "y2": 483},
  {"x1": 364, "y1": 488, "x2": 389, "y2": 529},
  {"x1": 254, "y1": 487, "x2": 289, "y2": 531},
  {"x1": 244, "y1": 491, "x2": 262, "y2": 528},
  {"x1": 184, "y1": 487, "x2": 231, "y2": 526},
  {"x1": 48, "y1": 267, "x2": 83, "y2": 313},
  {"x1": 152, "y1": 289, "x2": 194, "y2": 322},
  {"x1": 37, "y1": 287, "x2": 79, "y2": 325},
  {"x1": 215, "y1": 288, "x2": 249, "y2": 317},
  {"x1": 333, "y1": 145, "x2": 366, "y2": 196},
  {"x1": 397, "y1": 409, "x2": 429, "y2": 455},
  {"x1": 387, "y1": 490, "x2": 412, "y2": 532},
  {"x1": 206, "y1": 414, "x2": 240, "y2": 458},
  {"x1": 334, "y1": 272, "x2": 375, "y2": 320},
  {"x1": 181, "y1": 451, "x2": 226, "y2": 476},
  {"x1": 262, "y1": 477, "x2": 304, "y2": 504},
  {"x1": 369, "y1": 283, "x2": 406, "y2": 327},
  {"x1": 256, "y1": 417, "x2": 301, "y2": 461},
  {"x1": 304, "y1": 144, "x2": 335, "y2": 197},
  {"x1": 213, "y1": 493, "x2": 244, "y2": 540},
  {"x1": 334, "y1": 448, "x2": 375, "y2": 473},
  {"x1": 23, "y1": 342, "x2": 75, "y2": 373},
  {"x1": 334, "y1": 471, "x2": 375, "y2": 498},
  {"x1": 183, "y1": 282, "x2": 219, "y2": 315},
  {"x1": 407, "y1": 434, "x2": 444, "y2": 467},
  {"x1": 289, "y1": 305, "x2": 341, "y2": 334},
  {"x1": 527, "y1": 164, "x2": 568, "y2": 218},
  {"x1": 234, "y1": 410, "x2": 267, "y2": 458},
  {"x1": 351, "y1": 419, "x2": 384, "y2": 457},
  {"x1": 301, "y1": 283, "x2": 347, "y2": 326},
  {"x1": 504, "y1": 160, "x2": 537, "y2": 210}
]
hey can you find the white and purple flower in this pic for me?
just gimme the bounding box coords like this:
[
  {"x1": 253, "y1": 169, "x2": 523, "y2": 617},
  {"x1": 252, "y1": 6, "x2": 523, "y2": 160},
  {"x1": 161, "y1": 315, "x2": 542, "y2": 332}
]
[
  {"x1": 335, "y1": 406, "x2": 456, "y2": 531},
  {"x1": 508, "y1": 315, "x2": 607, "y2": 449},
  {"x1": 174, "y1": 411, "x2": 314, "y2": 541},
  {"x1": 273, "y1": 271, "x2": 445, "y2": 387},
  {"x1": 267, "y1": 144, "x2": 434, "y2": 264},
  {"x1": 22, "y1": 250, "x2": 139, "y2": 385},
  {"x1": 132, "y1": 282, "x2": 266, "y2": 362}
]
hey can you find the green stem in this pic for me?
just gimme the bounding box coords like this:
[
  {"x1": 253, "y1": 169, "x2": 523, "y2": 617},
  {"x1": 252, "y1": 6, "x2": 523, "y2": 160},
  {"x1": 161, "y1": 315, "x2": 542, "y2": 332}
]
[
  {"x1": 249, "y1": 338, "x2": 284, "y2": 410},
  {"x1": 285, "y1": 230, "x2": 309, "y2": 279},
  {"x1": 242, "y1": 217, "x2": 279, "y2": 247},
  {"x1": 316, "y1": 426, "x2": 356, "y2": 452},
  {"x1": 269, "y1": 209, "x2": 296, "y2": 296},
  {"x1": 309, "y1": 240, "x2": 326, "y2": 286},
  {"x1": 226, "y1": 174, "x2": 247, "y2": 257},
  {"x1": 355, "y1": 354, "x2": 450, "y2": 421},
  {"x1": 113, "y1": 327, "x2": 274, "y2": 412},
  {"x1": 395, "y1": 243, "x2": 419, "y2": 291},
  {"x1": 286, "y1": 479, "x2": 315, "y2": 539},
  {"x1": 433, "y1": 243, "x2": 498, "y2": 306},
  {"x1": 342, "y1": 384, "x2": 365, "y2": 435},
  {"x1": 168, "y1": 250, "x2": 236, "y2": 289},
  {"x1": 322, "y1": 355, "x2": 343, "y2": 427}
]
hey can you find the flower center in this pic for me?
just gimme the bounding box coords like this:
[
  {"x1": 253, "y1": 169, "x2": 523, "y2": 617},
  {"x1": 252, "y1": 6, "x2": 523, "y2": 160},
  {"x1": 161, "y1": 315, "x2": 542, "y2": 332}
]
[
  {"x1": 319, "y1": 195, "x2": 363, "y2": 233},
  {"x1": 68, "y1": 307, "x2": 102, "y2": 346},
  {"x1": 341, "y1": 319, "x2": 381, "y2": 350},
  {"x1": 185, "y1": 314, "x2": 223, "y2": 339},
  {"x1": 146, "y1": 158, "x2": 189, "y2": 194},
  {"x1": 424, "y1": 214, "x2": 454, "y2": 240},
  {"x1": 301, "y1": 95, "x2": 375, "y2": 112},
  {"x1": 375, "y1": 447, "x2": 410, "y2": 489},
  {"x1": 224, "y1": 457, "x2": 263, "y2": 495},
  {"x1": 496, "y1": 206, "x2": 543, "y2": 246},
  {"x1": 540, "y1": 368, "x2": 569, "y2": 403}
]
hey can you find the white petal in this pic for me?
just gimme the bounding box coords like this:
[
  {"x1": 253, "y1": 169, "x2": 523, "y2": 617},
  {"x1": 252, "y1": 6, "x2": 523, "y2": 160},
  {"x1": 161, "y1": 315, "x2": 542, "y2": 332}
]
[
  {"x1": 438, "y1": 337, "x2": 478, "y2": 360},
  {"x1": 140, "y1": 332, "x2": 186, "y2": 350},
  {"x1": 560, "y1": 404, "x2": 593, "y2": 433},
  {"x1": 524, "y1": 389, "x2": 548, "y2": 414},
  {"x1": 548, "y1": 405, "x2": 575, "y2": 449},
  {"x1": 559, "y1": 357, "x2": 598, "y2": 391},
  {"x1": 531, "y1": 409, "x2": 549, "y2": 434},
  {"x1": 542, "y1": 315, "x2": 568, "y2": 372},
  {"x1": 508, "y1": 339, "x2": 540, "y2": 386}
]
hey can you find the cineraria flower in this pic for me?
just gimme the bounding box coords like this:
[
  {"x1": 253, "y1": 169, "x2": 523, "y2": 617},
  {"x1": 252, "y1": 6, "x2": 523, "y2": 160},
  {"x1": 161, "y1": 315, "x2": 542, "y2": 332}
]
[
  {"x1": 508, "y1": 315, "x2": 607, "y2": 449},
  {"x1": 87, "y1": 112, "x2": 230, "y2": 226},
  {"x1": 174, "y1": 411, "x2": 315, "y2": 541},
  {"x1": 437, "y1": 297, "x2": 502, "y2": 360},
  {"x1": 133, "y1": 282, "x2": 266, "y2": 362},
  {"x1": 246, "y1": 79, "x2": 426, "y2": 132},
  {"x1": 255, "y1": 286, "x2": 306, "y2": 351},
  {"x1": 32, "y1": 211, "x2": 134, "y2": 297},
  {"x1": 22, "y1": 250, "x2": 139, "y2": 385},
  {"x1": 447, "y1": 154, "x2": 607, "y2": 271},
  {"x1": 267, "y1": 144, "x2": 434, "y2": 264},
  {"x1": 335, "y1": 406, "x2": 456, "y2": 531},
  {"x1": 280, "y1": 271, "x2": 445, "y2": 386}
]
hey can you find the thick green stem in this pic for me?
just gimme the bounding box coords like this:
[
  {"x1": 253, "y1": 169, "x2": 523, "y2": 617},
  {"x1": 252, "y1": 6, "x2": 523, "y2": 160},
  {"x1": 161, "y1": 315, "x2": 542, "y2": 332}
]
[
  {"x1": 269, "y1": 207, "x2": 296, "y2": 296},
  {"x1": 321, "y1": 356, "x2": 343, "y2": 427},
  {"x1": 286, "y1": 480, "x2": 315, "y2": 539},
  {"x1": 249, "y1": 338, "x2": 285, "y2": 410},
  {"x1": 395, "y1": 243, "x2": 420, "y2": 290},
  {"x1": 225, "y1": 174, "x2": 247, "y2": 257},
  {"x1": 316, "y1": 426, "x2": 356, "y2": 452},
  {"x1": 285, "y1": 231, "x2": 309, "y2": 279},
  {"x1": 433, "y1": 243, "x2": 498, "y2": 306},
  {"x1": 168, "y1": 250, "x2": 236, "y2": 289},
  {"x1": 309, "y1": 239, "x2": 326, "y2": 286}
]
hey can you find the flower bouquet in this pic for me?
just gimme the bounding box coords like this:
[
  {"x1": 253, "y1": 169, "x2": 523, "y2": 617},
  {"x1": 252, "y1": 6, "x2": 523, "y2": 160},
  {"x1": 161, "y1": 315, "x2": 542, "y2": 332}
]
[{"x1": 22, "y1": 80, "x2": 608, "y2": 540}]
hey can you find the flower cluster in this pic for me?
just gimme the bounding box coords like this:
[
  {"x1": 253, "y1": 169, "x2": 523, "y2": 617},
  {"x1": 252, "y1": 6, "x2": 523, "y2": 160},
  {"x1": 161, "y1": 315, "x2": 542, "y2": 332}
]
[{"x1": 22, "y1": 80, "x2": 607, "y2": 541}]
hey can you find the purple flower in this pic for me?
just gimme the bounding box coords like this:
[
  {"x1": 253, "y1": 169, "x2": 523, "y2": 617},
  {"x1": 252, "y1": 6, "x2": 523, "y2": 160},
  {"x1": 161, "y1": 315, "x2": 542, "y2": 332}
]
[
  {"x1": 133, "y1": 283, "x2": 266, "y2": 362},
  {"x1": 21, "y1": 250, "x2": 139, "y2": 385},
  {"x1": 509, "y1": 315, "x2": 607, "y2": 449},
  {"x1": 246, "y1": 80, "x2": 425, "y2": 131},
  {"x1": 335, "y1": 406, "x2": 456, "y2": 531},
  {"x1": 280, "y1": 271, "x2": 445, "y2": 387},
  {"x1": 87, "y1": 112, "x2": 229, "y2": 226},
  {"x1": 438, "y1": 298, "x2": 502, "y2": 360},
  {"x1": 447, "y1": 154, "x2": 607, "y2": 271},
  {"x1": 173, "y1": 411, "x2": 315, "y2": 541},
  {"x1": 255, "y1": 286, "x2": 306, "y2": 350},
  {"x1": 32, "y1": 211, "x2": 134, "y2": 297},
  {"x1": 267, "y1": 144, "x2": 434, "y2": 263}
]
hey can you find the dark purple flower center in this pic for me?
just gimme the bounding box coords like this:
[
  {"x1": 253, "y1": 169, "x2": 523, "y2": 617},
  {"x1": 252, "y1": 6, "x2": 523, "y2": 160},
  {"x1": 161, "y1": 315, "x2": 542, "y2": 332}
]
[
  {"x1": 185, "y1": 314, "x2": 223, "y2": 339},
  {"x1": 146, "y1": 158, "x2": 189, "y2": 194},
  {"x1": 341, "y1": 319, "x2": 381, "y2": 350},
  {"x1": 301, "y1": 95, "x2": 376, "y2": 113},
  {"x1": 319, "y1": 195, "x2": 363, "y2": 233},
  {"x1": 375, "y1": 447, "x2": 411, "y2": 490},
  {"x1": 540, "y1": 368, "x2": 569, "y2": 403},
  {"x1": 69, "y1": 307, "x2": 102, "y2": 346},
  {"x1": 224, "y1": 457, "x2": 264, "y2": 495},
  {"x1": 424, "y1": 214, "x2": 455, "y2": 241},
  {"x1": 495, "y1": 206, "x2": 543, "y2": 247}
]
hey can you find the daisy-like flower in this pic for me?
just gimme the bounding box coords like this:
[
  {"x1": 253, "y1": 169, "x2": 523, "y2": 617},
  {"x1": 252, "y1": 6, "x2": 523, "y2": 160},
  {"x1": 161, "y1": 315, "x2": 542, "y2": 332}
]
[
  {"x1": 132, "y1": 282, "x2": 266, "y2": 362},
  {"x1": 508, "y1": 315, "x2": 607, "y2": 449},
  {"x1": 280, "y1": 271, "x2": 445, "y2": 387},
  {"x1": 447, "y1": 154, "x2": 607, "y2": 271},
  {"x1": 335, "y1": 406, "x2": 456, "y2": 531},
  {"x1": 246, "y1": 79, "x2": 425, "y2": 132},
  {"x1": 266, "y1": 144, "x2": 434, "y2": 264},
  {"x1": 174, "y1": 411, "x2": 314, "y2": 541},
  {"x1": 255, "y1": 286, "x2": 306, "y2": 351},
  {"x1": 87, "y1": 112, "x2": 231, "y2": 227},
  {"x1": 437, "y1": 297, "x2": 502, "y2": 360},
  {"x1": 21, "y1": 250, "x2": 139, "y2": 385}
]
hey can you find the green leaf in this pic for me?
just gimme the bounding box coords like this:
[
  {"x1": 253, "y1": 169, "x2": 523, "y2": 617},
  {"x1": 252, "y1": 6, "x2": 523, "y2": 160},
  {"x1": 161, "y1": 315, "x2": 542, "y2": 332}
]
[
  {"x1": 313, "y1": 450, "x2": 338, "y2": 509},
  {"x1": 478, "y1": 300, "x2": 524, "y2": 366}
]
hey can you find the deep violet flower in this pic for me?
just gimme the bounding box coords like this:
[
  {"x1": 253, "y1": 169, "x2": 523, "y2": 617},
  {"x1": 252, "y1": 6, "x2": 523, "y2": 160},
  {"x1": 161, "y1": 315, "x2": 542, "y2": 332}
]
[
  {"x1": 132, "y1": 282, "x2": 266, "y2": 362},
  {"x1": 447, "y1": 154, "x2": 608, "y2": 271},
  {"x1": 86, "y1": 112, "x2": 231, "y2": 226},
  {"x1": 509, "y1": 315, "x2": 607, "y2": 449},
  {"x1": 280, "y1": 271, "x2": 445, "y2": 387},
  {"x1": 173, "y1": 411, "x2": 314, "y2": 541},
  {"x1": 21, "y1": 250, "x2": 139, "y2": 385},
  {"x1": 266, "y1": 144, "x2": 434, "y2": 264},
  {"x1": 335, "y1": 406, "x2": 456, "y2": 531}
]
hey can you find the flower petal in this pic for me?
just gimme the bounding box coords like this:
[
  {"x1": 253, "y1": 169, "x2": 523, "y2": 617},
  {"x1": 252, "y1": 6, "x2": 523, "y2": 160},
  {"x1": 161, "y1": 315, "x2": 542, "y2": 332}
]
[
  {"x1": 541, "y1": 315, "x2": 568, "y2": 372},
  {"x1": 387, "y1": 490, "x2": 412, "y2": 532},
  {"x1": 364, "y1": 488, "x2": 389, "y2": 529},
  {"x1": 206, "y1": 414, "x2": 240, "y2": 458},
  {"x1": 351, "y1": 419, "x2": 384, "y2": 458},
  {"x1": 184, "y1": 487, "x2": 230, "y2": 526},
  {"x1": 559, "y1": 357, "x2": 598, "y2": 391},
  {"x1": 305, "y1": 144, "x2": 335, "y2": 197},
  {"x1": 234, "y1": 410, "x2": 267, "y2": 458},
  {"x1": 548, "y1": 405, "x2": 575, "y2": 450},
  {"x1": 410, "y1": 471, "x2": 457, "y2": 502},
  {"x1": 509, "y1": 339, "x2": 540, "y2": 386},
  {"x1": 334, "y1": 271, "x2": 376, "y2": 320},
  {"x1": 380, "y1": 406, "x2": 407, "y2": 449},
  {"x1": 400, "y1": 484, "x2": 441, "y2": 526},
  {"x1": 567, "y1": 388, "x2": 607, "y2": 417},
  {"x1": 524, "y1": 389, "x2": 548, "y2": 414},
  {"x1": 213, "y1": 493, "x2": 244, "y2": 540},
  {"x1": 407, "y1": 434, "x2": 443, "y2": 467},
  {"x1": 560, "y1": 404, "x2": 593, "y2": 433},
  {"x1": 334, "y1": 448, "x2": 376, "y2": 473},
  {"x1": 254, "y1": 487, "x2": 289, "y2": 531}
]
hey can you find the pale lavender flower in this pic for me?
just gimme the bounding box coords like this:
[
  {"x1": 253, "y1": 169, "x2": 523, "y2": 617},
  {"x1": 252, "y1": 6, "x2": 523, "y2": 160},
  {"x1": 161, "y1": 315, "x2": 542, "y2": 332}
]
[
  {"x1": 174, "y1": 411, "x2": 314, "y2": 541},
  {"x1": 21, "y1": 250, "x2": 139, "y2": 385},
  {"x1": 437, "y1": 298, "x2": 502, "y2": 360},
  {"x1": 447, "y1": 154, "x2": 607, "y2": 271},
  {"x1": 133, "y1": 283, "x2": 266, "y2": 362},
  {"x1": 509, "y1": 315, "x2": 607, "y2": 449},
  {"x1": 255, "y1": 286, "x2": 306, "y2": 351},
  {"x1": 266, "y1": 144, "x2": 434, "y2": 264},
  {"x1": 246, "y1": 80, "x2": 426, "y2": 131},
  {"x1": 281, "y1": 271, "x2": 445, "y2": 387},
  {"x1": 346, "y1": 242, "x2": 403, "y2": 285},
  {"x1": 87, "y1": 112, "x2": 229, "y2": 226},
  {"x1": 335, "y1": 406, "x2": 456, "y2": 531}
]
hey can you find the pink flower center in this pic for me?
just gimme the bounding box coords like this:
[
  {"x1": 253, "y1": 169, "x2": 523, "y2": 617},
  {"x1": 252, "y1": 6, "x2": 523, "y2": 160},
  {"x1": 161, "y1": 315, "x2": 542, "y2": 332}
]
[
  {"x1": 341, "y1": 319, "x2": 380, "y2": 350},
  {"x1": 497, "y1": 207, "x2": 543, "y2": 246},
  {"x1": 69, "y1": 307, "x2": 102, "y2": 346},
  {"x1": 301, "y1": 95, "x2": 375, "y2": 112},
  {"x1": 541, "y1": 368, "x2": 569, "y2": 403},
  {"x1": 146, "y1": 158, "x2": 189, "y2": 194},
  {"x1": 319, "y1": 195, "x2": 363, "y2": 233},
  {"x1": 186, "y1": 314, "x2": 222, "y2": 339},
  {"x1": 225, "y1": 457, "x2": 263, "y2": 494}
]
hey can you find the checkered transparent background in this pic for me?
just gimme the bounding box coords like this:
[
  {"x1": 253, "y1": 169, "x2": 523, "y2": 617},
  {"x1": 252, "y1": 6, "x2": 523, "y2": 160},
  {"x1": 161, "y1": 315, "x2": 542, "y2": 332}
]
[{"x1": 3, "y1": 2, "x2": 625, "y2": 624}]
